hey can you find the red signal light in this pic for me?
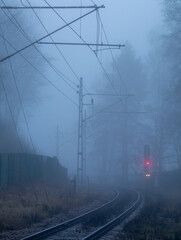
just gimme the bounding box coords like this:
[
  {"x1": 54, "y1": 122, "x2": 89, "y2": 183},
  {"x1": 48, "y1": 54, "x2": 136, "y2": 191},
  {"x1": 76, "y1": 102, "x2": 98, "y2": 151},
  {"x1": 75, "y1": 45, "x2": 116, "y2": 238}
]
[{"x1": 145, "y1": 161, "x2": 150, "y2": 166}]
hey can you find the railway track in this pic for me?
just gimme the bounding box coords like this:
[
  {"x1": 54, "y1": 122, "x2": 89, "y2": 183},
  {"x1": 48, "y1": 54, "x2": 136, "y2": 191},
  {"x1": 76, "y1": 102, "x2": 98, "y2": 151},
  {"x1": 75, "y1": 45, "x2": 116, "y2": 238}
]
[
  {"x1": 20, "y1": 189, "x2": 119, "y2": 240},
  {"x1": 82, "y1": 190, "x2": 142, "y2": 240},
  {"x1": 20, "y1": 189, "x2": 141, "y2": 240}
]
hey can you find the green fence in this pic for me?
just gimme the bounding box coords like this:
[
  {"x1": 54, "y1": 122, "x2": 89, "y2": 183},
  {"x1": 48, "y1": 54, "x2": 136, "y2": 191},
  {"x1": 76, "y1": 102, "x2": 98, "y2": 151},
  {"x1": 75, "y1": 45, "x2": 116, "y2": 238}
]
[{"x1": 0, "y1": 153, "x2": 67, "y2": 188}]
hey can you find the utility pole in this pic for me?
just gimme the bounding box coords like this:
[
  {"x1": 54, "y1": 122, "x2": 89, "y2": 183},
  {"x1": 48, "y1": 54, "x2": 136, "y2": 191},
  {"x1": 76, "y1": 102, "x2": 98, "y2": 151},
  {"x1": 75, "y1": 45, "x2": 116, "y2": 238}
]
[
  {"x1": 56, "y1": 126, "x2": 60, "y2": 160},
  {"x1": 77, "y1": 80, "x2": 94, "y2": 187},
  {"x1": 122, "y1": 101, "x2": 128, "y2": 185},
  {"x1": 81, "y1": 94, "x2": 132, "y2": 186},
  {"x1": 83, "y1": 110, "x2": 87, "y2": 185},
  {"x1": 77, "y1": 78, "x2": 83, "y2": 186},
  {"x1": 56, "y1": 126, "x2": 63, "y2": 161}
]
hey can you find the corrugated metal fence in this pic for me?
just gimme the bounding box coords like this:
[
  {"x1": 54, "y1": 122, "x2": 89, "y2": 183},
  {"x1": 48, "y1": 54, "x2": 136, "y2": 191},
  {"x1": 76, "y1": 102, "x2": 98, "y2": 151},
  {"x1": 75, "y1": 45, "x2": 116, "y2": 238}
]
[{"x1": 0, "y1": 153, "x2": 67, "y2": 188}]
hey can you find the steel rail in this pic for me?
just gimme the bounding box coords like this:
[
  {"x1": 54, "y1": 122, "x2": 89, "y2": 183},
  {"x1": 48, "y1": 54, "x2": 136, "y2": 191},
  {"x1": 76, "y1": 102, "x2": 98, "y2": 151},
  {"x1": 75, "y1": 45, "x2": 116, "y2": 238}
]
[
  {"x1": 20, "y1": 189, "x2": 119, "y2": 240},
  {"x1": 81, "y1": 190, "x2": 142, "y2": 240}
]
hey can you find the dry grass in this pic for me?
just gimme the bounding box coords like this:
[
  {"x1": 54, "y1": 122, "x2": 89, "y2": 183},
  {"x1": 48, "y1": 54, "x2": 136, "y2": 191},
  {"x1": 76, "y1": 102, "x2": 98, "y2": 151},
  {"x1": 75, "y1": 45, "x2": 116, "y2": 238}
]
[
  {"x1": 0, "y1": 183, "x2": 99, "y2": 232},
  {"x1": 123, "y1": 188, "x2": 181, "y2": 240}
]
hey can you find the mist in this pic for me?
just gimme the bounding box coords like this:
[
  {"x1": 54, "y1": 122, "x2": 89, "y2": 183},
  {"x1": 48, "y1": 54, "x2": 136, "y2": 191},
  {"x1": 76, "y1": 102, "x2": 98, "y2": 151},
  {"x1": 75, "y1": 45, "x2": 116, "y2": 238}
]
[
  {"x1": 1, "y1": 0, "x2": 181, "y2": 239},
  {"x1": 0, "y1": 0, "x2": 167, "y2": 179}
]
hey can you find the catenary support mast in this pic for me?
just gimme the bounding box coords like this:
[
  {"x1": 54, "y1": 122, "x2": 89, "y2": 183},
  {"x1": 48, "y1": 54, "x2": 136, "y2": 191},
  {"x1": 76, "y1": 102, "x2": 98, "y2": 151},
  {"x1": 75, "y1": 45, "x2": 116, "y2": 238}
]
[{"x1": 77, "y1": 78, "x2": 84, "y2": 186}]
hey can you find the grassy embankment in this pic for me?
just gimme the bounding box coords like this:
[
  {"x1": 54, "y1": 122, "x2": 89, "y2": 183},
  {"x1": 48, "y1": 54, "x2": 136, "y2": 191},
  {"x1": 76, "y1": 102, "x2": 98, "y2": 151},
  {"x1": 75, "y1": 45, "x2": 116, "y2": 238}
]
[
  {"x1": 121, "y1": 170, "x2": 181, "y2": 240},
  {"x1": 0, "y1": 184, "x2": 99, "y2": 232}
]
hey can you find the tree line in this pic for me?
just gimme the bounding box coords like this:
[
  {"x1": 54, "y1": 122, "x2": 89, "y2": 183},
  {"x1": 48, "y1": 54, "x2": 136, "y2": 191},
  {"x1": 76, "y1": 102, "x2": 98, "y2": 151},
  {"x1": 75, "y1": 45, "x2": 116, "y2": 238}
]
[{"x1": 88, "y1": 0, "x2": 181, "y2": 183}]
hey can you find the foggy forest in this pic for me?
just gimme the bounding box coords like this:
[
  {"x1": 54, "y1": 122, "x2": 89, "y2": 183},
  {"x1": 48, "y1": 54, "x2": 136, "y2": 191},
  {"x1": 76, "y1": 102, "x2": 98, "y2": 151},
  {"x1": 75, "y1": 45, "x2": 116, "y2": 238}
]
[{"x1": 0, "y1": 1, "x2": 181, "y2": 240}]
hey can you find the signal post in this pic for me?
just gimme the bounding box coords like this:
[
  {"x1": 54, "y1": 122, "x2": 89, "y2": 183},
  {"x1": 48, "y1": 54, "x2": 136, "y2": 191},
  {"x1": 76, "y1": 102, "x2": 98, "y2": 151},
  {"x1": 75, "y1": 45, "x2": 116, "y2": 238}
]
[{"x1": 144, "y1": 144, "x2": 153, "y2": 191}]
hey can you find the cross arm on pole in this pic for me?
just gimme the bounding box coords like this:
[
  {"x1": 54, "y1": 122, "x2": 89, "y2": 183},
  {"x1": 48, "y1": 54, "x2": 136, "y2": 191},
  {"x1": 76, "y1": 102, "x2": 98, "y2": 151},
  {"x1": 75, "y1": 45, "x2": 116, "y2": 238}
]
[
  {"x1": 83, "y1": 93, "x2": 133, "y2": 97},
  {"x1": 83, "y1": 97, "x2": 131, "y2": 122},
  {"x1": 0, "y1": 6, "x2": 103, "y2": 63},
  {"x1": 103, "y1": 111, "x2": 148, "y2": 114},
  {"x1": 37, "y1": 42, "x2": 125, "y2": 48},
  {"x1": 1, "y1": 5, "x2": 105, "y2": 10}
]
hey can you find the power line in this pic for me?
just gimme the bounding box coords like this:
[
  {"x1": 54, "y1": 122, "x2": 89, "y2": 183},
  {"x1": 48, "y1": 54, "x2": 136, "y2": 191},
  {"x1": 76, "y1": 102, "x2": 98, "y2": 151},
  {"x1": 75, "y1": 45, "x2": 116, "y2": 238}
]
[
  {"x1": 80, "y1": 0, "x2": 83, "y2": 37},
  {"x1": 91, "y1": 0, "x2": 128, "y2": 94},
  {"x1": 25, "y1": 0, "x2": 80, "y2": 88},
  {"x1": 1, "y1": 1, "x2": 78, "y2": 92},
  {"x1": 0, "y1": 74, "x2": 23, "y2": 152},
  {"x1": 43, "y1": 0, "x2": 93, "y2": 94},
  {"x1": 43, "y1": 0, "x2": 118, "y2": 95},
  {"x1": 0, "y1": 25, "x2": 76, "y2": 200},
  {"x1": 4, "y1": 7, "x2": 50, "y2": 198},
  {"x1": 96, "y1": 11, "x2": 129, "y2": 95},
  {"x1": 43, "y1": 0, "x2": 93, "y2": 51},
  {"x1": 84, "y1": 96, "x2": 130, "y2": 121},
  {"x1": 0, "y1": 32, "x2": 78, "y2": 107},
  {"x1": 85, "y1": 98, "x2": 133, "y2": 139},
  {"x1": 90, "y1": 0, "x2": 96, "y2": 5},
  {"x1": 0, "y1": 5, "x2": 102, "y2": 62},
  {"x1": 1, "y1": 4, "x2": 55, "y2": 200},
  {"x1": 1, "y1": 26, "x2": 36, "y2": 153},
  {"x1": 95, "y1": 56, "x2": 119, "y2": 93},
  {"x1": 1, "y1": 3, "x2": 78, "y2": 103}
]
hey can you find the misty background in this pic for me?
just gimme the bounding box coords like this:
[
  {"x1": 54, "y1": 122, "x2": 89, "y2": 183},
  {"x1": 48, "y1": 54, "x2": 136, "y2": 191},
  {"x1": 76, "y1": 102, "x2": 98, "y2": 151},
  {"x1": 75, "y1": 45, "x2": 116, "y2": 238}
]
[{"x1": 1, "y1": 0, "x2": 180, "y2": 183}]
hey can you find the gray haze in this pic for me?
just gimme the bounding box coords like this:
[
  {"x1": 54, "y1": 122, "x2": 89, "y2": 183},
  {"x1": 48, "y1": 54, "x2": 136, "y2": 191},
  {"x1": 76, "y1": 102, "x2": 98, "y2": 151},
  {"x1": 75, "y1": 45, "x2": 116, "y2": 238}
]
[{"x1": 1, "y1": 0, "x2": 163, "y2": 178}]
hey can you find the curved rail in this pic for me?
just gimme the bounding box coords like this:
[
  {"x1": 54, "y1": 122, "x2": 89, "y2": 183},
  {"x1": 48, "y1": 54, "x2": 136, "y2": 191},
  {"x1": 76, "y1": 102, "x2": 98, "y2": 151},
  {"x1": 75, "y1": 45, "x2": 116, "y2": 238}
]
[
  {"x1": 20, "y1": 189, "x2": 119, "y2": 240},
  {"x1": 81, "y1": 190, "x2": 142, "y2": 240}
]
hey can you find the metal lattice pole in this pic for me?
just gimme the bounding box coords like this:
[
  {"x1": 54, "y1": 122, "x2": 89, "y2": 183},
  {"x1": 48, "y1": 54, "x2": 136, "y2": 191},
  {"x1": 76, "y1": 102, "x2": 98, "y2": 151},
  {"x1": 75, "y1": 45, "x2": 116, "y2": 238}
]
[{"x1": 77, "y1": 78, "x2": 83, "y2": 187}]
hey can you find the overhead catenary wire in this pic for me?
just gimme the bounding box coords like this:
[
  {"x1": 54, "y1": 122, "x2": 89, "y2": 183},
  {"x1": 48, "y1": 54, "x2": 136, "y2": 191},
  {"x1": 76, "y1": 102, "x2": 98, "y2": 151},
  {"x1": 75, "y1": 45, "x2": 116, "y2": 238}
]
[
  {"x1": 85, "y1": 96, "x2": 131, "y2": 139},
  {"x1": 0, "y1": 26, "x2": 36, "y2": 153},
  {"x1": 84, "y1": 96, "x2": 130, "y2": 122},
  {"x1": 43, "y1": 0, "x2": 117, "y2": 95},
  {"x1": 96, "y1": 9, "x2": 100, "y2": 55},
  {"x1": 90, "y1": 0, "x2": 128, "y2": 95},
  {"x1": 3, "y1": 3, "x2": 49, "y2": 199},
  {"x1": 1, "y1": 3, "x2": 76, "y2": 90},
  {"x1": 0, "y1": 4, "x2": 74, "y2": 202},
  {"x1": 42, "y1": 1, "x2": 129, "y2": 142},
  {"x1": 0, "y1": 1, "x2": 100, "y2": 95},
  {"x1": 2, "y1": 9, "x2": 49, "y2": 200},
  {"x1": 0, "y1": 5, "x2": 101, "y2": 63},
  {"x1": 0, "y1": 74, "x2": 23, "y2": 152},
  {"x1": 20, "y1": 0, "x2": 26, "y2": 7},
  {"x1": 1, "y1": 0, "x2": 77, "y2": 92},
  {"x1": 80, "y1": 0, "x2": 83, "y2": 38},
  {"x1": 96, "y1": 11, "x2": 129, "y2": 95},
  {"x1": 25, "y1": 0, "x2": 80, "y2": 89},
  {"x1": 90, "y1": 0, "x2": 96, "y2": 5},
  {"x1": 0, "y1": 32, "x2": 78, "y2": 107},
  {"x1": 1, "y1": 1, "x2": 78, "y2": 106}
]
